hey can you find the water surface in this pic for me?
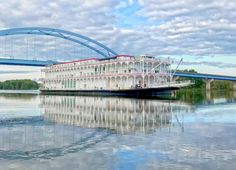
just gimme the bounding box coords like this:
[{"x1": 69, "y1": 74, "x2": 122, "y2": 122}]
[{"x1": 0, "y1": 91, "x2": 235, "y2": 170}]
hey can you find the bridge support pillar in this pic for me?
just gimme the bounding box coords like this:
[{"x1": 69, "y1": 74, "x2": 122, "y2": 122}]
[
  {"x1": 206, "y1": 90, "x2": 211, "y2": 101},
  {"x1": 171, "y1": 90, "x2": 177, "y2": 97},
  {"x1": 205, "y1": 79, "x2": 214, "y2": 91},
  {"x1": 233, "y1": 81, "x2": 236, "y2": 91}
]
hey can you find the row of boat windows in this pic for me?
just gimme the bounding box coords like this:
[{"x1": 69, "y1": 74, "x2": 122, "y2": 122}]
[
  {"x1": 47, "y1": 69, "x2": 164, "y2": 79},
  {"x1": 60, "y1": 80, "x2": 105, "y2": 90},
  {"x1": 44, "y1": 75, "x2": 169, "y2": 83},
  {"x1": 50, "y1": 60, "x2": 161, "y2": 70},
  {"x1": 44, "y1": 77, "x2": 169, "y2": 84},
  {"x1": 55, "y1": 80, "x2": 111, "y2": 90},
  {"x1": 46, "y1": 68, "x2": 162, "y2": 74},
  {"x1": 61, "y1": 80, "x2": 76, "y2": 89},
  {"x1": 46, "y1": 64, "x2": 169, "y2": 73}
]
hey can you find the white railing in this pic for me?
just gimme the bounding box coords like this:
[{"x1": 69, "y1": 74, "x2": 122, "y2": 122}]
[{"x1": 149, "y1": 80, "x2": 194, "y2": 88}]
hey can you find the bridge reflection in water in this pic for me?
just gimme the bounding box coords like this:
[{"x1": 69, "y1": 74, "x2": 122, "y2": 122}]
[{"x1": 41, "y1": 95, "x2": 194, "y2": 133}]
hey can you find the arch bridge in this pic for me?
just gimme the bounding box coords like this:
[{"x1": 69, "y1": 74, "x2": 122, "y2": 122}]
[
  {"x1": 0, "y1": 27, "x2": 235, "y2": 91},
  {"x1": 0, "y1": 27, "x2": 118, "y2": 66}
]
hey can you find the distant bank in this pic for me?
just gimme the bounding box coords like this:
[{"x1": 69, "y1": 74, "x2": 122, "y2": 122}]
[
  {"x1": 0, "y1": 90, "x2": 39, "y2": 94},
  {"x1": 0, "y1": 79, "x2": 39, "y2": 90},
  {"x1": 0, "y1": 70, "x2": 233, "y2": 96}
]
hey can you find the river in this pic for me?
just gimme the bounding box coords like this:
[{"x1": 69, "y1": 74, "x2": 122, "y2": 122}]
[{"x1": 0, "y1": 91, "x2": 235, "y2": 170}]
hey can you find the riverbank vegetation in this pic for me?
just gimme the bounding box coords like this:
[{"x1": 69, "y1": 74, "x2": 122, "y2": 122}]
[
  {"x1": 0, "y1": 79, "x2": 39, "y2": 90},
  {"x1": 176, "y1": 69, "x2": 234, "y2": 103}
]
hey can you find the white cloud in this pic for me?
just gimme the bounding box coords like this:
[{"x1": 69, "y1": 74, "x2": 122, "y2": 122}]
[
  {"x1": 0, "y1": 0, "x2": 235, "y2": 57},
  {"x1": 0, "y1": 0, "x2": 235, "y2": 78},
  {"x1": 136, "y1": 0, "x2": 236, "y2": 56}
]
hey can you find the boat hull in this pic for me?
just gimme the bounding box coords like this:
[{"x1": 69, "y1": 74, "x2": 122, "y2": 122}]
[{"x1": 40, "y1": 87, "x2": 179, "y2": 98}]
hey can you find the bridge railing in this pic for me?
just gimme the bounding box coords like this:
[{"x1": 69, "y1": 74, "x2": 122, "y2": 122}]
[{"x1": 150, "y1": 80, "x2": 194, "y2": 88}]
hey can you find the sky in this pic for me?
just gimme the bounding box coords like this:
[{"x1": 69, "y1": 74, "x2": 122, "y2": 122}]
[{"x1": 0, "y1": 0, "x2": 236, "y2": 80}]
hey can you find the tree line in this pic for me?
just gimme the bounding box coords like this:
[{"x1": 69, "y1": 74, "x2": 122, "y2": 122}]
[{"x1": 0, "y1": 79, "x2": 39, "y2": 90}]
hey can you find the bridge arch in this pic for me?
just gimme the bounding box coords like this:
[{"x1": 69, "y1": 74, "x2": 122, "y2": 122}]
[{"x1": 0, "y1": 27, "x2": 118, "y2": 58}]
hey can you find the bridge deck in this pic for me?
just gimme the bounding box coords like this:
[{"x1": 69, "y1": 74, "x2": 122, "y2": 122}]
[
  {"x1": 0, "y1": 58, "x2": 235, "y2": 81},
  {"x1": 174, "y1": 72, "x2": 236, "y2": 81},
  {"x1": 0, "y1": 58, "x2": 57, "y2": 67}
]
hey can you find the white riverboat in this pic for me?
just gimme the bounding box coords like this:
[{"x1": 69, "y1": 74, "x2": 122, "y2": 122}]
[{"x1": 40, "y1": 55, "x2": 192, "y2": 97}]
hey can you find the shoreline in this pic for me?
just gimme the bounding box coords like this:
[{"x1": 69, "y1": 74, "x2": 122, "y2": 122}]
[{"x1": 0, "y1": 90, "x2": 39, "y2": 94}]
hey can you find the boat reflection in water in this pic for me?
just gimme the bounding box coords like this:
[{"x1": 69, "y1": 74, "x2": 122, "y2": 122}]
[
  {"x1": 1, "y1": 94, "x2": 235, "y2": 169},
  {"x1": 41, "y1": 95, "x2": 193, "y2": 133}
]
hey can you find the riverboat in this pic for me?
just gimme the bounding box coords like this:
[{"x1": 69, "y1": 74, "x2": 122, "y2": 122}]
[{"x1": 40, "y1": 55, "x2": 192, "y2": 97}]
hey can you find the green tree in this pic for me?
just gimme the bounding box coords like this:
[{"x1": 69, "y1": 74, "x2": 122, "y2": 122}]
[{"x1": 0, "y1": 79, "x2": 39, "y2": 90}]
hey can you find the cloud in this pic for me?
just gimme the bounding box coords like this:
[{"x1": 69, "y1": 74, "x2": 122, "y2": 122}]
[
  {"x1": 0, "y1": 70, "x2": 38, "y2": 74},
  {"x1": 0, "y1": 0, "x2": 235, "y2": 77},
  {"x1": 136, "y1": 0, "x2": 236, "y2": 56},
  {"x1": 0, "y1": 0, "x2": 118, "y2": 28},
  {"x1": 182, "y1": 61, "x2": 236, "y2": 69}
]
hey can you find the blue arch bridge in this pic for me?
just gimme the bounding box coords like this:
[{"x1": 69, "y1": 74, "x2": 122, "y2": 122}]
[{"x1": 0, "y1": 27, "x2": 235, "y2": 91}]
